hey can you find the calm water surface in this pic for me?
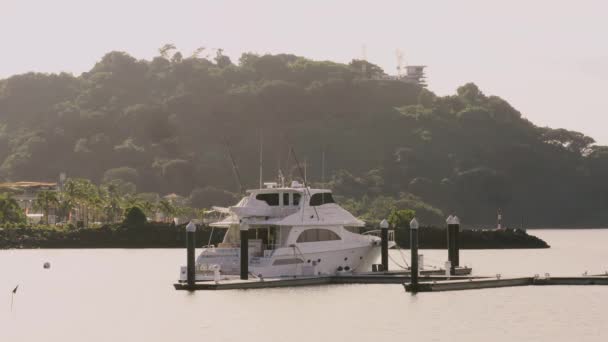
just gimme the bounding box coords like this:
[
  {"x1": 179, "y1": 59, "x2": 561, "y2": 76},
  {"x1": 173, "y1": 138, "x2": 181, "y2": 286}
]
[{"x1": 1, "y1": 229, "x2": 607, "y2": 341}]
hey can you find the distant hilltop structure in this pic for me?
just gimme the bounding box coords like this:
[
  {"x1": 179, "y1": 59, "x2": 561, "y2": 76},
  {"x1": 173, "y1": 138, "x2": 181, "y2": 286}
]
[
  {"x1": 382, "y1": 65, "x2": 427, "y2": 87},
  {"x1": 360, "y1": 46, "x2": 427, "y2": 87}
]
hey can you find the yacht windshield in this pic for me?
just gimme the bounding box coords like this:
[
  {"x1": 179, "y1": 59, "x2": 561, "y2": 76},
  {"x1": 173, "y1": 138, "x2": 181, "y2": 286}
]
[
  {"x1": 256, "y1": 193, "x2": 279, "y2": 206},
  {"x1": 309, "y1": 193, "x2": 335, "y2": 206},
  {"x1": 296, "y1": 228, "x2": 341, "y2": 243}
]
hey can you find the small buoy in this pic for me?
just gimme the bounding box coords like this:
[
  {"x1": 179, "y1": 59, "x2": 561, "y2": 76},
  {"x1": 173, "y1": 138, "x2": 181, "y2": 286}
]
[{"x1": 43, "y1": 262, "x2": 51, "y2": 269}]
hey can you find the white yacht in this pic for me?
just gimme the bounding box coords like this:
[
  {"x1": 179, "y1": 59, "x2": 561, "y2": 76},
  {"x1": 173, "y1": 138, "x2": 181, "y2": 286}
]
[{"x1": 180, "y1": 181, "x2": 395, "y2": 281}]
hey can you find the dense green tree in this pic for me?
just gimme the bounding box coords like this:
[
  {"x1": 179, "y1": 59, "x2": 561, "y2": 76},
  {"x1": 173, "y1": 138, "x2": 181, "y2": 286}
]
[
  {"x1": 1, "y1": 48, "x2": 608, "y2": 226},
  {"x1": 0, "y1": 193, "x2": 25, "y2": 224},
  {"x1": 123, "y1": 206, "x2": 147, "y2": 227},
  {"x1": 388, "y1": 209, "x2": 415, "y2": 229}
]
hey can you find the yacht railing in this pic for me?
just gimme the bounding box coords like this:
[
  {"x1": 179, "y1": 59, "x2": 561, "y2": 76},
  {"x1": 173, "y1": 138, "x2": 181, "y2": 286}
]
[{"x1": 362, "y1": 229, "x2": 395, "y2": 241}]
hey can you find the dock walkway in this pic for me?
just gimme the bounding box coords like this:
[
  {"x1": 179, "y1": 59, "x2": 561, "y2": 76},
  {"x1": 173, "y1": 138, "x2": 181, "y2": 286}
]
[
  {"x1": 404, "y1": 275, "x2": 608, "y2": 292},
  {"x1": 174, "y1": 267, "x2": 474, "y2": 290},
  {"x1": 174, "y1": 270, "x2": 608, "y2": 292}
]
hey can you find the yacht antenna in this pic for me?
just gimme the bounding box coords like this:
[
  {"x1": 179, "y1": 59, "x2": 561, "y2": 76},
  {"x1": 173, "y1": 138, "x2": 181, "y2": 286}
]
[
  {"x1": 285, "y1": 146, "x2": 291, "y2": 183},
  {"x1": 259, "y1": 131, "x2": 263, "y2": 189},
  {"x1": 289, "y1": 146, "x2": 320, "y2": 221},
  {"x1": 278, "y1": 169, "x2": 285, "y2": 188},
  {"x1": 321, "y1": 149, "x2": 325, "y2": 186},
  {"x1": 321, "y1": 149, "x2": 326, "y2": 203},
  {"x1": 224, "y1": 139, "x2": 244, "y2": 194}
]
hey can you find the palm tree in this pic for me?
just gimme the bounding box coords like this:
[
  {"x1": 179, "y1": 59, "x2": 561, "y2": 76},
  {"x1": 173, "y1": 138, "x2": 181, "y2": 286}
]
[
  {"x1": 139, "y1": 200, "x2": 155, "y2": 219},
  {"x1": 157, "y1": 200, "x2": 177, "y2": 223},
  {"x1": 34, "y1": 190, "x2": 60, "y2": 224},
  {"x1": 63, "y1": 178, "x2": 99, "y2": 227},
  {"x1": 100, "y1": 183, "x2": 122, "y2": 223}
]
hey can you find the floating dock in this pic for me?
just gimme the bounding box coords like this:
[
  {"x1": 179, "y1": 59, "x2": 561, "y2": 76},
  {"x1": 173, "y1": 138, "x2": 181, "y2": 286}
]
[
  {"x1": 174, "y1": 271, "x2": 608, "y2": 292},
  {"x1": 174, "y1": 267, "x2": 474, "y2": 290},
  {"x1": 404, "y1": 275, "x2": 608, "y2": 292}
]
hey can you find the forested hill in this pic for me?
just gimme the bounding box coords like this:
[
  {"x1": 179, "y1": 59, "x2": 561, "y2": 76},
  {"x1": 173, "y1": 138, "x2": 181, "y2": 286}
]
[{"x1": 0, "y1": 48, "x2": 606, "y2": 227}]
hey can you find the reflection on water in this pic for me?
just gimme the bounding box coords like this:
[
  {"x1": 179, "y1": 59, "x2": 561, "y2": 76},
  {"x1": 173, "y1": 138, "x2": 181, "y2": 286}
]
[{"x1": 1, "y1": 229, "x2": 607, "y2": 342}]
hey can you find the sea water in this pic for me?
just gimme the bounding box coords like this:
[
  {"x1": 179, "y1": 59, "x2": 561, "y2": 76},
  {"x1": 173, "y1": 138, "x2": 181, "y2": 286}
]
[{"x1": 1, "y1": 229, "x2": 607, "y2": 342}]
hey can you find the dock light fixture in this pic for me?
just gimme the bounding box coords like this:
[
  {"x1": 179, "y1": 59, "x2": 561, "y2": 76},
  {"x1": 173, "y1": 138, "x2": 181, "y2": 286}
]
[
  {"x1": 409, "y1": 218, "x2": 419, "y2": 230},
  {"x1": 446, "y1": 215, "x2": 460, "y2": 225},
  {"x1": 380, "y1": 219, "x2": 389, "y2": 229}
]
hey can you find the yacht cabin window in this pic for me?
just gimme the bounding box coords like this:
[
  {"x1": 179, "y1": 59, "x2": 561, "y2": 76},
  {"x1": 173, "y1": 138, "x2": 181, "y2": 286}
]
[
  {"x1": 309, "y1": 193, "x2": 335, "y2": 206},
  {"x1": 256, "y1": 193, "x2": 279, "y2": 206},
  {"x1": 296, "y1": 228, "x2": 341, "y2": 243},
  {"x1": 283, "y1": 193, "x2": 289, "y2": 206},
  {"x1": 293, "y1": 193, "x2": 301, "y2": 206}
]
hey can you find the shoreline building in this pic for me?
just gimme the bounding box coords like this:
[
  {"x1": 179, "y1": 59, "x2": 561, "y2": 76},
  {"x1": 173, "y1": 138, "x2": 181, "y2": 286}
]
[{"x1": 0, "y1": 181, "x2": 59, "y2": 223}]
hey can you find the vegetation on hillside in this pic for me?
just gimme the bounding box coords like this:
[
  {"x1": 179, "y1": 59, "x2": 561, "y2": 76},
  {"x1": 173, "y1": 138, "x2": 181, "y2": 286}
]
[{"x1": 0, "y1": 46, "x2": 605, "y2": 226}]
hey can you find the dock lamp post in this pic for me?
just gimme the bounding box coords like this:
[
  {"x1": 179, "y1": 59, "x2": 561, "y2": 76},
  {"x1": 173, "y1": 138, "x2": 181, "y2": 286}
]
[
  {"x1": 186, "y1": 221, "x2": 197, "y2": 286},
  {"x1": 380, "y1": 219, "x2": 389, "y2": 272},
  {"x1": 409, "y1": 217, "x2": 420, "y2": 292}
]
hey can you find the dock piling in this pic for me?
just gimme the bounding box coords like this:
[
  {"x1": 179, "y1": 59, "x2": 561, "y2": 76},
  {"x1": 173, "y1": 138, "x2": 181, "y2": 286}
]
[
  {"x1": 380, "y1": 219, "x2": 389, "y2": 272},
  {"x1": 447, "y1": 215, "x2": 460, "y2": 275},
  {"x1": 409, "y1": 217, "x2": 420, "y2": 292},
  {"x1": 186, "y1": 221, "x2": 197, "y2": 286},
  {"x1": 240, "y1": 220, "x2": 249, "y2": 280}
]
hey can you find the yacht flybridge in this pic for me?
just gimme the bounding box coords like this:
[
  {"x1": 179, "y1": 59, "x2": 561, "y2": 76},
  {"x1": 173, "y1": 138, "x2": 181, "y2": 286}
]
[{"x1": 180, "y1": 181, "x2": 395, "y2": 281}]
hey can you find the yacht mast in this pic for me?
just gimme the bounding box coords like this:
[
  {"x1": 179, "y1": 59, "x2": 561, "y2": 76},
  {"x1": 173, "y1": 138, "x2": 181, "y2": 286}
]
[
  {"x1": 224, "y1": 140, "x2": 243, "y2": 194},
  {"x1": 304, "y1": 159, "x2": 307, "y2": 183}
]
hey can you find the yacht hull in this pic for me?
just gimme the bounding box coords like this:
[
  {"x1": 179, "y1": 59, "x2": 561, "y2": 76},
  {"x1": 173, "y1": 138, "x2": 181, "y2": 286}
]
[{"x1": 186, "y1": 244, "x2": 382, "y2": 281}]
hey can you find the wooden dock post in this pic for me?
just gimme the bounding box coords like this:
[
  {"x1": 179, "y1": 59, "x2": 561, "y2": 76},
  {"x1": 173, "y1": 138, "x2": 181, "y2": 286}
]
[
  {"x1": 240, "y1": 220, "x2": 249, "y2": 280},
  {"x1": 455, "y1": 217, "x2": 460, "y2": 269},
  {"x1": 186, "y1": 221, "x2": 197, "y2": 286},
  {"x1": 447, "y1": 215, "x2": 460, "y2": 275},
  {"x1": 409, "y1": 217, "x2": 420, "y2": 292},
  {"x1": 380, "y1": 219, "x2": 389, "y2": 271}
]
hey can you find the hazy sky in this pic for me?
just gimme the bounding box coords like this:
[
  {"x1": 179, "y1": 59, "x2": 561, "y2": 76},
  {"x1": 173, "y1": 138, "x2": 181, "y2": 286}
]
[{"x1": 2, "y1": 0, "x2": 607, "y2": 142}]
